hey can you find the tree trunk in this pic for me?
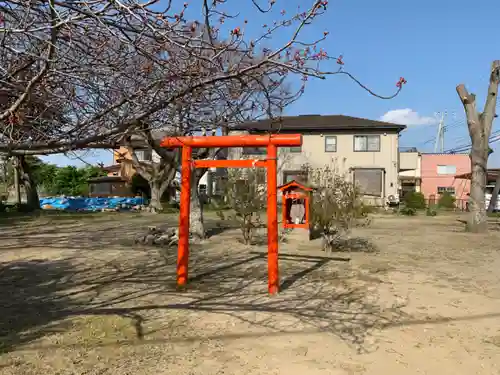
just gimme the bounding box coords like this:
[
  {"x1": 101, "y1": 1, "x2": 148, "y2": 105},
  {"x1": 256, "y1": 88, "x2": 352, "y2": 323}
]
[
  {"x1": 13, "y1": 158, "x2": 21, "y2": 205},
  {"x1": 19, "y1": 156, "x2": 40, "y2": 211},
  {"x1": 206, "y1": 170, "x2": 213, "y2": 197},
  {"x1": 149, "y1": 181, "x2": 166, "y2": 213},
  {"x1": 190, "y1": 171, "x2": 206, "y2": 239},
  {"x1": 487, "y1": 172, "x2": 500, "y2": 213},
  {"x1": 467, "y1": 150, "x2": 489, "y2": 232}
]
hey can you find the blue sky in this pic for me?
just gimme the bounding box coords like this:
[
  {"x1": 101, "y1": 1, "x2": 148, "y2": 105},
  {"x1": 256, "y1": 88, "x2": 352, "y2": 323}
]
[{"x1": 43, "y1": 0, "x2": 500, "y2": 167}]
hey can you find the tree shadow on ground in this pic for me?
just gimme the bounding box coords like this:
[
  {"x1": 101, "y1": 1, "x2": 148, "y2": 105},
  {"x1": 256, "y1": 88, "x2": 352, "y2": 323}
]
[
  {"x1": 0, "y1": 213, "x2": 385, "y2": 355},
  {"x1": 204, "y1": 222, "x2": 240, "y2": 238},
  {"x1": 0, "y1": 213, "x2": 182, "y2": 252},
  {"x1": 4, "y1": 216, "x2": 497, "y2": 358},
  {"x1": 0, "y1": 238, "x2": 388, "y2": 356},
  {"x1": 0, "y1": 259, "x2": 79, "y2": 353},
  {"x1": 0, "y1": 210, "x2": 104, "y2": 227},
  {"x1": 1, "y1": 239, "x2": 500, "y2": 357}
]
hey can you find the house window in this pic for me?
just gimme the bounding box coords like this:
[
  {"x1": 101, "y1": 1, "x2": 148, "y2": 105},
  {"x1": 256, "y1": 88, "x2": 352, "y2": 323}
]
[
  {"x1": 354, "y1": 135, "x2": 380, "y2": 152},
  {"x1": 134, "y1": 149, "x2": 153, "y2": 161},
  {"x1": 437, "y1": 186, "x2": 455, "y2": 195},
  {"x1": 289, "y1": 146, "x2": 302, "y2": 153},
  {"x1": 283, "y1": 170, "x2": 307, "y2": 184},
  {"x1": 324, "y1": 136, "x2": 337, "y2": 152},
  {"x1": 353, "y1": 168, "x2": 384, "y2": 197},
  {"x1": 90, "y1": 182, "x2": 112, "y2": 196},
  {"x1": 437, "y1": 165, "x2": 457, "y2": 175},
  {"x1": 242, "y1": 147, "x2": 266, "y2": 155}
]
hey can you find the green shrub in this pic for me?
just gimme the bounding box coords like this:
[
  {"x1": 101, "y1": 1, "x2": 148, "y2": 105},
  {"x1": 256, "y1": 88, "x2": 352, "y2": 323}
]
[
  {"x1": 400, "y1": 207, "x2": 417, "y2": 216},
  {"x1": 426, "y1": 208, "x2": 437, "y2": 216},
  {"x1": 403, "y1": 191, "x2": 426, "y2": 209},
  {"x1": 438, "y1": 192, "x2": 455, "y2": 209}
]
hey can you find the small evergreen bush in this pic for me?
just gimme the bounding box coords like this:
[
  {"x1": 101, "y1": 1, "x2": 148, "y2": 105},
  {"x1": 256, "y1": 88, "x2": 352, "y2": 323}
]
[
  {"x1": 403, "y1": 191, "x2": 426, "y2": 210},
  {"x1": 438, "y1": 192, "x2": 456, "y2": 209}
]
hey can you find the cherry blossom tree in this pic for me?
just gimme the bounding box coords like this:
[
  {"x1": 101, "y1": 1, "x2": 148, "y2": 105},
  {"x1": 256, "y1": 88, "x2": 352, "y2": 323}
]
[
  {"x1": 0, "y1": 0, "x2": 407, "y2": 220},
  {"x1": 0, "y1": 0, "x2": 405, "y2": 157}
]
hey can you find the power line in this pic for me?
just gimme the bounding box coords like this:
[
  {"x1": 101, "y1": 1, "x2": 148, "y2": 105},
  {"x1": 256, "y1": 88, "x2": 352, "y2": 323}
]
[
  {"x1": 419, "y1": 114, "x2": 466, "y2": 147},
  {"x1": 445, "y1": 130, "x2": 500, "y2": 153}
]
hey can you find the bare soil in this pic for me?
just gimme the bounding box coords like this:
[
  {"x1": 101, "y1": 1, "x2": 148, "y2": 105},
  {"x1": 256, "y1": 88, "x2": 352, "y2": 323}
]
[{"x1": 1, "y1": 211, "x2": 500, "y2": 374}]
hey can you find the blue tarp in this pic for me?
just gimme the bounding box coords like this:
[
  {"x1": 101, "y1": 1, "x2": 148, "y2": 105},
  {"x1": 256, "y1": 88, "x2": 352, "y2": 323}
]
[{"x1": 39, "y1": 197, "x2": 145, "y2": 211}]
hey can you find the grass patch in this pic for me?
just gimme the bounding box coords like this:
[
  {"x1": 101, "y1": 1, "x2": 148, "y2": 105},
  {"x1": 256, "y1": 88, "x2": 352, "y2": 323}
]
[
  {"x1": 70, "y1": 315, "x2": 142, "y2": 345},
  {"x1": 10, "y1": 315, "x2": 145, "y2": 350}
]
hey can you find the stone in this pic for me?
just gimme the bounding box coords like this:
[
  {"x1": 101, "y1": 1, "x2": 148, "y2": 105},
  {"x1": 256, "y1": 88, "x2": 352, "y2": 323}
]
[
  {"x1": 134, "y1": 225, "x2": 180, "y2": 247},
  {"x1": 145, "y1": 234, "x2": 156, "y2": 245},
  {"x1": 134, "y1": 234, "x2": 146, "y2": 244},
  {"x1": 165, "y1": 227, "x2": 178, "y2": 237},
  {"x1": 155, "y1": 234, "x2": 177, "y2": 246}
]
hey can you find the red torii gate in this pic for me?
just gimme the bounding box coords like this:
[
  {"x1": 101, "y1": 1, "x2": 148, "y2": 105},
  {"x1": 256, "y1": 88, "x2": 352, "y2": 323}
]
[{"x1": 160, "y1": 134, "x2": 302, "y2": 294}]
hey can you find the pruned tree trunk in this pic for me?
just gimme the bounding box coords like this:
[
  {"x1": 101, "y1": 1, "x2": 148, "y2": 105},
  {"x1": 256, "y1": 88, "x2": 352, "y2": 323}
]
[
  {"x1": 456, "y1": 60, "x2": 500, "y2": 233},
  {"x1": 190, "y1": 170, "x2": 206, "y2": 239},
  {"x1": 468, "y1": 149, "x2": 488, "y2": 232},
  {"x1": 487, "y1": 173, "x2": 500, "y2": 213}
]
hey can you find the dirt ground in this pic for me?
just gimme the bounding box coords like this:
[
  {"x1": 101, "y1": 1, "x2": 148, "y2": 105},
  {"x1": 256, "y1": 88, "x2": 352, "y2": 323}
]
[{"x1": 1, "y1": 211, "x2": 500, "y2": 375}]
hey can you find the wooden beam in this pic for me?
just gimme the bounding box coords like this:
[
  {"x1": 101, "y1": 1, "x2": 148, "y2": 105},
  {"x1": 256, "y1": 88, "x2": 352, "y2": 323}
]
[
  {"x1": 193, "y1": 159, "x2": 268, "y2": 168},
  {"x1": 161, "y1": 134, "x2": 302, "y2": 148}
]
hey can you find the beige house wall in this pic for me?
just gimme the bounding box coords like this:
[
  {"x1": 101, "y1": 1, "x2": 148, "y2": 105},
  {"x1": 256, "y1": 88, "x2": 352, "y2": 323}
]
[
  {"x1": 228, "y1": 129, "x2": 401, "y2": 206},
  {"x1": 399, "y1": 151, "x2": 422, "y2": 192}
]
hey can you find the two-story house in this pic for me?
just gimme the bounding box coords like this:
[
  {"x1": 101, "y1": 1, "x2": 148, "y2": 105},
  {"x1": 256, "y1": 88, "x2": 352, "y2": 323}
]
[{"x1": 229, "y1": 114, "x2": 406, "y2": 206}]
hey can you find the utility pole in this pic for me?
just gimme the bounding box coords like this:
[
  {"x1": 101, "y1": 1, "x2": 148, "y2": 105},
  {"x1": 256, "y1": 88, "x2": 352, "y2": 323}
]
[{"x1": 434, "y1": 112, "x2": 446, "y2": 153}]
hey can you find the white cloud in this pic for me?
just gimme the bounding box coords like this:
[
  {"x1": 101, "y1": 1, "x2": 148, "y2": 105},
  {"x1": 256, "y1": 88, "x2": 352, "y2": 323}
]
[{"x1": 380, "y1": 109, "x2": 437, "y2": 126}]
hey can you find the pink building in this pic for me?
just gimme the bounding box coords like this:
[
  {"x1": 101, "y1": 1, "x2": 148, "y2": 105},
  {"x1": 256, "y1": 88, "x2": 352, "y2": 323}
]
[{"x1": 420, "y1": 153, "x2": 471, "y2": 200}]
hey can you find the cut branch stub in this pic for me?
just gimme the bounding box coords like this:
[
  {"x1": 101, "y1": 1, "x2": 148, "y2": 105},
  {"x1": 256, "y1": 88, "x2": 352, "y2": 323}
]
[
  {"x1": 456, "y1": 84, "x2": 475, "y2": 105},
  {"x1": 490, "y1": 60, "x2": 500, "y2": 83}
]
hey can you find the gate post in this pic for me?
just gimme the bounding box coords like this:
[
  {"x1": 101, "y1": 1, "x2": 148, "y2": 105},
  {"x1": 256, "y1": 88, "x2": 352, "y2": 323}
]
[
  {"x1": 267, "y1": 144, "x2": 279, "y2": 294},
  {"x1": 177, "y1": 145, "x2": 192, "y2": 286}
]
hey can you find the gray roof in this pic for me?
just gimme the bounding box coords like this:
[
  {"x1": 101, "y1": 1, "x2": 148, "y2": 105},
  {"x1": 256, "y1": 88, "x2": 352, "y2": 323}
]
[{"x1": 231, "y1": 114, "x2": 406, "y2": 132}]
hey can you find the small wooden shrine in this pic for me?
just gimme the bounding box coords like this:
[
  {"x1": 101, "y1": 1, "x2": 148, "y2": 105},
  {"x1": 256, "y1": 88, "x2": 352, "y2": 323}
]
[{"x1": 278, "y1": 180, "x2": 313, "y2": 229}]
